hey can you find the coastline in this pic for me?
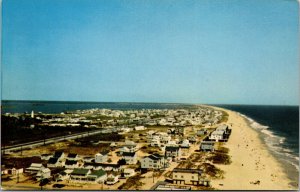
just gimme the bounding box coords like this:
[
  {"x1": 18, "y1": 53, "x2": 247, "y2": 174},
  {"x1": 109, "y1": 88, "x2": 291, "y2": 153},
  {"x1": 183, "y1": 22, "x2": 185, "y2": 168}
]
[{"x1": 208, "y1": 106, "x2": 296, "y2": 190}]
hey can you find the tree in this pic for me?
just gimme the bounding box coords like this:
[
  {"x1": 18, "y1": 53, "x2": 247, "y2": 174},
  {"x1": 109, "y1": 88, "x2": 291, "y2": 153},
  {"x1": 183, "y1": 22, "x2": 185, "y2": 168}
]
[{"x1": 117, "y1": 159, "x2": 126, "y2": 166}]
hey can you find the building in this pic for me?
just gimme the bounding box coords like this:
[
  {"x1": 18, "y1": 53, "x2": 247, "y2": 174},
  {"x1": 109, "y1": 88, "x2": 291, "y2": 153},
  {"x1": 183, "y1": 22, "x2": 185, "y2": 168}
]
[
  {"x1": 53, "y1": 151, "x2": 65, "y2": 160},
  {"x1": 86, "y1": 170, "x2": 107, "y2": 183},
  {"x1": 165, "y1": 146, "x2": 181, "y2": 160},
  {"x1": 200, "y1": 141, "x2": 215, "y2": 152},
  {"x1": 216, "y1": 125, "x2": 230, "y2": 134},
  {"x1": 25, "y1": 163, "x2": 45, "y2": 174},
  {"x1": 141, "y1": 154, "x2": 165, "y2": 169},
  {"x1": 106, "y1": 174, "x2": 119, "y2": 185},
  {"x1": 172, "y1": 168, "x2": 203, "y2": 185},
  {"x1": 209, "y1": 130, "x2": 225, "y2": 142},
  {"x1": 95, "y1": 152, "x2": 108, "y2": 163},
  {"x1": 197, "y1": 128, "x2": 208, "y2": 136},
  {"x1": 70, "y1": 168, "x2": 91, "y2": 182},
  {"x1": 65, "y1": 160, "x2": 80, "y2": 169},
  {"x1": 36, "y1": 168, "x2": 51, "y2": 181},
  {"x1": 123, "y1": 168, "x2": 135, "y2": 178},
  {"x1": 41, "y1": 154, "x2": 53, "y2": 161},
  {"x1": 122, "y1": 152, "x2": 137, "y2": 165},
  {"x1": 47, "y1": 157, "x2": 63, "y2": 168},
  {"x1": 67, "y1": 153, "x2": 79, "y2": 161}
]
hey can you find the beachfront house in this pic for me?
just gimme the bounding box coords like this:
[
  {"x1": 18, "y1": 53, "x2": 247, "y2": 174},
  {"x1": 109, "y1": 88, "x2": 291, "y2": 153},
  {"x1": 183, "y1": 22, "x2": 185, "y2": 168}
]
[
  {"x1": 36, "y1": 168, "x2": 51, "y2": 181},
  {"x1": 216, "y1": 125, "x2": 230, "y2": 134},
  {"x1": 122, "y1": 152, "x2": 137, "y2": 165},
  {"x1": 165, "y1": 146, "x2": 181, "y2": 160},
  {"x1": 209, "y1": 130, "x2": 225, "y2": 142},
  {"x1": 172, "y1": 168, "x2": 203, "y2": 186},
  {"x1": 25, "y1": 163, "x2": 45, "y2": 174},
  {"x1": 95, "y1": 152, "x2": 108, "y2": 163},
  {"x1": 54, "y1": 171, "x2": 70, "y2": 182},
  {"x1": 141, "y1": 154, "x2": 165, "y2": 169},
  {"x1": 200, "y1": 141, "x2": 215, "y2": 152}
]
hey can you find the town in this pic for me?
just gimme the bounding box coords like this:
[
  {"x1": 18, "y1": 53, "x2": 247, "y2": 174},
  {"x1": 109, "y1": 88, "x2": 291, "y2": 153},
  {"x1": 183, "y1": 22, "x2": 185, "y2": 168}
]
[{"x1": 1, "y1": 106, "x2": 232, "y2": 190}]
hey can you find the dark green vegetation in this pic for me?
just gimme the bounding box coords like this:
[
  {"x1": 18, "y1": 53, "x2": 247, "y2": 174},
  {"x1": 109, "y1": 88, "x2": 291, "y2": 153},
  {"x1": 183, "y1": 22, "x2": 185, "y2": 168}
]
[
  {"x1": 118, "y1": 174, "x2": 144, "y2": 190},
  {"x1": 1, "y1": 115, "x2": 97, "y2": 146}
]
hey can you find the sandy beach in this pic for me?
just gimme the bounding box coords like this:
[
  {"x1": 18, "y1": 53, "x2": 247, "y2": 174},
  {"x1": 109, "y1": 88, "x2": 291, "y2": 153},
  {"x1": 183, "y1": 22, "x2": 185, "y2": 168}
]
[{"x1": 210, "y1": 106, "x2": 296, "y2": 190}]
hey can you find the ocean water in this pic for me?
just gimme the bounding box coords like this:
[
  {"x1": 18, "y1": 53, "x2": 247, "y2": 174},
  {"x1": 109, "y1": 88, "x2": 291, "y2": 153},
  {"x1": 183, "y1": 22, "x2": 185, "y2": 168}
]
[{"x1": 216, "y1": 105, "x2": 299, "y2": 187}]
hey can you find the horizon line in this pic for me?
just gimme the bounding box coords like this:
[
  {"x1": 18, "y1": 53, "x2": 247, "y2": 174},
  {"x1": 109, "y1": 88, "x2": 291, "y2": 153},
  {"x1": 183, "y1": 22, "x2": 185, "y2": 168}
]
[{"x1": 1, "y1": 99, "x2": 299, "y2": 107}]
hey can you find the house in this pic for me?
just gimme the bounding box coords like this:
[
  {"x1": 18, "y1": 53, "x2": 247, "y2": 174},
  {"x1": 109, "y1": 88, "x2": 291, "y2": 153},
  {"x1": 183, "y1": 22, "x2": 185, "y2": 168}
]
[
  {"x1": 216, "y1": 124, "x2": 230, "y2": 134},
  {"x1": 181, "y1": 139, "x2": 190, "y2": 148},
  {"x1": 134, "y1": 126, "x2": 146, "y2": 131},
  {"x1": 187, "y1": 136, "x2": 197, "y2": 144},
  {"x1": 47, "y1": 157, "x2": 63, "y2": 168},
  {"x1": 70, "y1": 168, "x2": 91, "y2": 182},
  {"x1": 36, "y1": 168, "x2": 51, "y2": 181},
  {"x1": 141, "y1": 154, "x2": 165, "y2": 169},
  {"x1": 41, "y1": 154, "x2": 53, "y2": 161},
  {"x1": 2, "y1": 166, "x2": 24, "y2": 176},
  {"x1": 197, "y1": 128, "x2": 208, "y2": 136},
  {"x1": 65, "y1": 160, "x2": 80, "y2": 169},
  {"x1": 53, "y1": 151, "x2": 65, "y2": 160},
  {"x1": 25, "y1": 163, "x2": 45, "y2": 173},
  {"x1": 95, "y1": 152, "x2": 108, "y2": 163},
  {"x1": 209, "y1": 130, "x2": 225, "y2": 142},
  {"x1": 200, "y1": 141, "x2": 215, "y2": 152},
  {"x1": 150, "y1": 136, "x2": 161, "y2": 147},
  {"x1": 165, "y1": 146, "x2": 181, "y2": 160},
  {"x1": 83, "y1": 156, "x2": 94, "y2": 163},
  {"x1": 106, "y1": 173, "x2": 119, "y2": 185},
  {"x1": 122, "y1": 140, "x2": 137, "y2": 152},
  {"x1": 86, "y1": 170, "x2": 107, "y2": 183},
  {"x1": 123, "y1": 168, "x2": 135, "y2": 178},
  {"x1": 83, "y1": 163, "x2": 121, "y2": 172},
  {"x1": 54, "y1": 171, "x2": 70, "y2": 182},
  {"x1": 172, "y1": 168, "x2": 203, "y2": 186},
  {"x1": 67, "y1": 153, "x2": 79, "y2": 161},
  {"x1": 122, "y1": 152, "x2": 137, "y2": 164}
]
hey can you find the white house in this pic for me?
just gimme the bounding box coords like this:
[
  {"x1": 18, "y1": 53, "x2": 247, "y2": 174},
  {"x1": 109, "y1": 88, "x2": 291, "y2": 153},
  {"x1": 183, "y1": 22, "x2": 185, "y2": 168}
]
[
  {"x1": 65, "y1": 160, "x2": 80, "y2": 169},
  {"x1": 41, "y1": 154, "x2": 53, "y2": 161},
  {"x1": 25, "y1": 163, "x2": 44, "y2": 174},
  {"x1": 86, "y1": 170, "x2": 107, "y2": 184},
  {"x1": 53, "y1": 151, "x2": 65, "y2": 160},
  {"x1": 36, "y1": 168, "x2": 51, "y2": 181},
  {"x1": 123, "y1": 168, "x2": 135, "y2": 178},
  {"x1": 141, "y1": 154, "x2": 165, "y2": 169},
  {"x1": 134, "y1": 126, "x2": 146, "y2": 131},
  {"x1": 209, "y1": 130, "x2": 225, "y2": 142},
  {"x1": 47, "y1": 157, "x2": 64, "y2": 168},
  {"x1": 165, "y1": 146, "x2": 181, "y2": 160},
  {"x1": 106, "y1": 174, "x2": 119, "y2": 185},
  {"x1": 122, "y1": 152, "x2": 137, "y2": 165},
  {"x1": 95, "y1": 152, "x2": 108, "y2": 163}
]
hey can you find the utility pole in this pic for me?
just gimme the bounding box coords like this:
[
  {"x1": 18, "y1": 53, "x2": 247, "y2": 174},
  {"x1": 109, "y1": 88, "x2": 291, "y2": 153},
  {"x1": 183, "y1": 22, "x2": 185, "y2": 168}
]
[{"x1": 17, "y1": 170, "x2": 19, "y2": 183}]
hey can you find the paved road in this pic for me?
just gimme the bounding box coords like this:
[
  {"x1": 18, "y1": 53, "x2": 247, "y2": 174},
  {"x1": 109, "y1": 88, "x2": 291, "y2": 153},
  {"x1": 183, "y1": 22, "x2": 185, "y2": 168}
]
[{"x1": 1, "y1": 129, "x2": 109, "y2": 153}]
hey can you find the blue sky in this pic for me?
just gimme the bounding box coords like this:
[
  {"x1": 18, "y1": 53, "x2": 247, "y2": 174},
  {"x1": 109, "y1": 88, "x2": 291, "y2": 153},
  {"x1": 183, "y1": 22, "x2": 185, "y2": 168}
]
[{"x1": 2, "y1": 0, "x2": 299, "y2": 105}]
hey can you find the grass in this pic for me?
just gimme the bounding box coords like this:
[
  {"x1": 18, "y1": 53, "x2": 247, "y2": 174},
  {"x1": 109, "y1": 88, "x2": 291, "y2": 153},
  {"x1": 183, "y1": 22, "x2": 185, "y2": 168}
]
[
  {"x1": 118, "y1": 174, "x2": 144, "y2": 190},
  {"x1": 198, "y1": 163, "x2": 224, "y2": 179}
]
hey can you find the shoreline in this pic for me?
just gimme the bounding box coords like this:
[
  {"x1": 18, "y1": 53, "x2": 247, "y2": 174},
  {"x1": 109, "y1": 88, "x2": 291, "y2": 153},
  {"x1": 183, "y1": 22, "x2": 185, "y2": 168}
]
[{"x1": 208, "y1": 105, "x2": 297, "y2": 190}]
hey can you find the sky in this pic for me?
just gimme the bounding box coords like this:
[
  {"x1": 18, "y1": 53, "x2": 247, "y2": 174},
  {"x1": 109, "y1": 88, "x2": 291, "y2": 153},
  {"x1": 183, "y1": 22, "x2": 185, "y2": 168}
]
[{"x1": 2, "y1": 0, "x2": 299, "y2": 105}]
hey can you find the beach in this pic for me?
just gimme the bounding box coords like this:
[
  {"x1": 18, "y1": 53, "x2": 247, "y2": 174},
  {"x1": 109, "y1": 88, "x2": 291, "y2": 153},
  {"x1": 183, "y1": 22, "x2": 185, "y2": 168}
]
[{"x1": 210, "y1": 106, "x2": 296, "y2": 190}]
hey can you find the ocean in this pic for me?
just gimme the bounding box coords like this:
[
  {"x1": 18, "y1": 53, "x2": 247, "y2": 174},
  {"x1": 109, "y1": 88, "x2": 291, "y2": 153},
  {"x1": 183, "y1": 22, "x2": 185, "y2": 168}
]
[
  {"x1": 1, "y1": 100, "x2": 299, "y2": 186},
  {"x1": 215, "y1": 104, "x2": 299, "y2": 187}
]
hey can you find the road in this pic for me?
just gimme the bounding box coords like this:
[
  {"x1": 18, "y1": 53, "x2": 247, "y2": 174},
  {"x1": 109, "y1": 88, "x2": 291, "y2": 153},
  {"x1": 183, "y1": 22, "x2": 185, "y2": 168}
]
[{"x1": 1, "y1": 128, "x2": 110, "y2": 153}]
